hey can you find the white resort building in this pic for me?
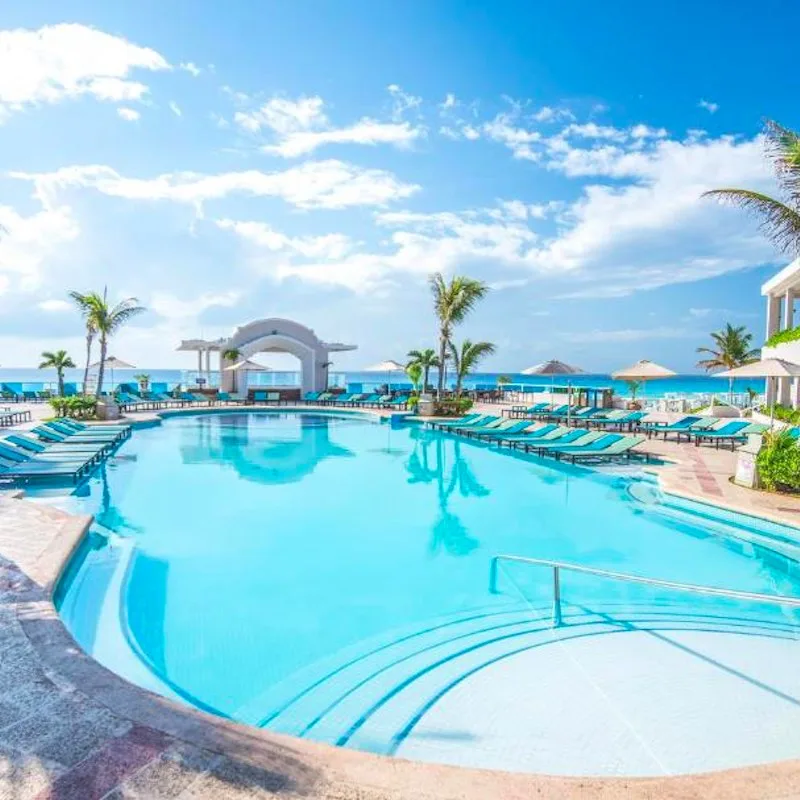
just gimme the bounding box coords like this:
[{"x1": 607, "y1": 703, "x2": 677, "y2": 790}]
[{"x1": 762, "y1": 257, "x2": 800, "y2": 407}]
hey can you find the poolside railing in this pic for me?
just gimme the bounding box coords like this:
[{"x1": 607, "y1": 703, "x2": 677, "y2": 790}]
[{"x1": 489, "y1": 554, "x2": 800, "y2": 629}]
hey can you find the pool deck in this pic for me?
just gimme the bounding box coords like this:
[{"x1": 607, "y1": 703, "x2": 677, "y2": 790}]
[{"x1": 3, "y1": 404, "x2": 800, "y2": 796}]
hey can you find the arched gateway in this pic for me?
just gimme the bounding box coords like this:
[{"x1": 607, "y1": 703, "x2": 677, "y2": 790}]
[{"x1": 178, "y1": 318, "x2": 356, "y2": 395}]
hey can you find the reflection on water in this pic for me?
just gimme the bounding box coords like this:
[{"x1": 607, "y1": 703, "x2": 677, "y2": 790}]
[{"x1": 179, "y1": 413, "x2": 354, "y2": 485}]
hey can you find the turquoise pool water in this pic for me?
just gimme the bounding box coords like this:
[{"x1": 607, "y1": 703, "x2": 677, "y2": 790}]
[{"x1": 51, "y1": 412, "x2": 800, "y2": 776}]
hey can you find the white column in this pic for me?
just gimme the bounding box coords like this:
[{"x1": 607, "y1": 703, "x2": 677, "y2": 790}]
[
  {"x1": 779, "y1": 376, "x2": 792, "y2": 406},
  {"x1": 785, "y1": 289, "x2": 795, "y2": 331},
  {"x1": 196, "y1": 350, "x2": 202, "y2": 375},
  {"x1": 766, "y1": 295, "x2": 781, "y2": 339},
  {"x1": 205, "y1": 349, "x2": 211, "y2": 377}
]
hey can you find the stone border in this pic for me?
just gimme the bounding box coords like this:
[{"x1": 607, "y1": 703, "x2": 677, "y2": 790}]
[{"x1": 9, "y1": 412, "x2": 800, "y2": 797}]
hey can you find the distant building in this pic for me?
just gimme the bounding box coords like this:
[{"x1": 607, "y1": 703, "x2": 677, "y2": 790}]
[{"x1": 762, "y1": 257, "x2": 800, "y2": 407}]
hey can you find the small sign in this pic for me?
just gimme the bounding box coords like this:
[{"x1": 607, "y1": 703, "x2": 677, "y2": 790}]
[{"x1": 734, "y1": 451, "x2": 758, "y2": 489}]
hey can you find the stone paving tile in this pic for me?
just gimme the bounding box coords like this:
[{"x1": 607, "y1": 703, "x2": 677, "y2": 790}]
[
  {"x1": 31, "y1": 725, "x2": 172, "y2": 800},
  {"x1": 0, "y1": 694, "x2": 130, "y2": 773},
  {"x1": 105, "y1": 742, "x2": 223, "y2": 799}
]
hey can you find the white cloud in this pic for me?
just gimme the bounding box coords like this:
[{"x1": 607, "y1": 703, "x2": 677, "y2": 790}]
[
  {"x1": 169, "y1": 101, "x2": 182, "y2": 117},
  {"x1": 233, "y1": 93, "x2": 424, "y2": 157},
  {"x1": 234, "y1": 95, "x2": 327, "y2": 135},
  {"x1": 149, "y1": 290, "x2": 239, "y2": 321},
  {"x1": 179, "y1": 61, "x2": 201, "y2": 77},
  {"x1": 699, "y1": 99, "x2": 719, "y2": 114},
  {"x1": 0, "y1": 202, "x2": 79, "y2": 293},
  {"x1": 531, "y1": 106, "x2": 574, "y2": 123},
  {"x1": 216, "y1": 220, "x2": 353, "y2": 260},
  {"x1": 263, "y1": 119, "x2": 423, "y2": 158},
  {"x1": 13, "y1": 159, "x2": 419, "y2": 212},
  {"x1": 387, "y1": 84, "x2": 422, "y2": 120},
  {"x1": 439, "y1": 93, "x2": 457, "y2": 111},
  {"x1": 37, "y1": 299, "x2": 72, "y2": 312},
  {"x1": 0, "y1": 23, "x2": 169, "y2": 119},
  {"x1": 117, "y1": 107, "x2": 140, "y2": 121}
]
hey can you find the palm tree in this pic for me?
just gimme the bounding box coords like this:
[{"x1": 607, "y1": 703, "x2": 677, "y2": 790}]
[
  {"x1": 407, "y1": 348, "x2": 440, "y2": 392},
  {"x1": 69, "y1": 291, "x2": 99, "y2": 394},
  {"x1": 429, "y1": 273, "x2": 489, "y2": 396},
  {"x1": 79, "y1": 289, "x2": 145, "y2": 398},
  {"x1": 703, "y1": 120, "x2": 800, "y2": 255},
  {"x1": 222, "y1": 348, "x2": 242, "y2": 392},
  {"x1": 39, "y1": 350, "x2": 75, "y2": 397},
  {"x1": 447, "y1": 339, "x2": 496, "y2": 397},
  {"x1": 696, "y1": 323, "x2": 761, "y2": 401},
  {"x1": 406, "y1": 362, "x2": 422, "y2": 395}
]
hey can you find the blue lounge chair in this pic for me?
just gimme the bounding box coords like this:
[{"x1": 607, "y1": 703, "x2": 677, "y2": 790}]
[
  {"x1": 549, "y1": 434, "x2": 648, "y2": 463},
  {"x1": 522, "y1": 428, "x2": 603, "y2": 453},
  {"x1": 466, "y1": 420, "x2": 536, "y2": 439},
  {"x1": 687, "y1": 420, "x2": 763, "y2": 450},
  {"x1": 6, "y1": 433, "x2": 107, "y2": 463}
]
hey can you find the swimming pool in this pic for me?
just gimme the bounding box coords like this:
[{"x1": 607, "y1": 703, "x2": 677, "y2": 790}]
[{"x1": 51, "y1": 412, "x2": 800, "y2": 776}]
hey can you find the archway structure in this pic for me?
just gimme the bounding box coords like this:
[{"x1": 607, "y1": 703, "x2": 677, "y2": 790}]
[{"x1": 180, "y1": 318, "x2": 356, "y2": 395}]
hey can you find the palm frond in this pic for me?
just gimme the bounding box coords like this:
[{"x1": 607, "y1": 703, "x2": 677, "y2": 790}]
[
  {"x1": 764, "y1": 120, "x2": 800, "y2": 203},
  {"x1": 703, "y1": 188, "x2": 800, "y2": 255}
]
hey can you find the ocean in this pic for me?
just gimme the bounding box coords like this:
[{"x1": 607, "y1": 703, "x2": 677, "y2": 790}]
[{"x1": 0, "y1": 368, "x2": 764, "y2": 399}]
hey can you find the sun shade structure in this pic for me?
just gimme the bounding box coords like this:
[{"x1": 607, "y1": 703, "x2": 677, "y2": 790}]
[
  {"x1": 88, "y1": 355, "x2": 135, "y2": 393},
  {"x1": 522, "y1": 359, "x2": 584, "y2": 376},
  {"x1": 522, "y1": 360, "x2": 585, "y2": 425},
  {"x1": 612, "y1": 360, "x2": 676, "y2": 380},
  {"x1": 223, "y1": 359, "x2": 272, "y2": 372},
  {"x1": 365, "y1": 359, "x2": 406, "y2": 391},
  {"x1": 612, "y1": 360, "x2": 676, "y2": 406},
  {"x1": 89, "y1": 356, "x2": 135, "y2": 370},
  {"x1": 716, "y1": 359, "x2": 800, "y2": 425}
]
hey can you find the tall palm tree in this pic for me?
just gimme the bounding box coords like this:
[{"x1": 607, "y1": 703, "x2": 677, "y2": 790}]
[
  {"x1": 406, "y1": 348, "x2": 440, "y2": 392},
  {"x1": 38, "y1": 350, "x2": 75, "y2": 397},
  {"x1": 69, "y1": 290, "x2": 99, "y2": 394},
  {"x1": 78, "y1": 289, "x2": 145, "y2": 398},
  {"x1": 696, "y1": 323, "x2": 761, "y2": 401},
  {"x1": 703, "y1": 120, "x2": 800, "y2": 255},
  {"x1": 429, "y1": 273, "x2": 489, "y2": 396},
  {"x1": 447, "y1": 339, "x2": 496, "y2": 397}
]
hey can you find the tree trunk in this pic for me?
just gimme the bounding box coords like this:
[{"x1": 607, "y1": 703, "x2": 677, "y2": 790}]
[
  {"x1": 57, "y1": 371, "x2": 65, "y2": 398},
  {"x1": 82, "y1": 332, "x2": 93, "y2": 394},
  {"x1": 423, "y1": 365, "x2": 430, "y2": 393},
  {"x1": 96, "y1": 336, "x2": 107, "y2": 399},
  {"x1": 437, "y1": 335, "x2": 447, "y2": 398}
]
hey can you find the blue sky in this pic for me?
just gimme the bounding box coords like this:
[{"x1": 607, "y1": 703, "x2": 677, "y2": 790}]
[{"x1": 0, "y1": 1, "x2": 797, "y2": 372}]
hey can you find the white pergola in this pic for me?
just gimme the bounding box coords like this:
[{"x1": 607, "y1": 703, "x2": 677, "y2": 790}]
[
  {"x1": 761, "y1": 258, "x2": 800, "y2": 406},
  {"x1": 176, "y1": 338, "x2": 227, "y2": 383}
]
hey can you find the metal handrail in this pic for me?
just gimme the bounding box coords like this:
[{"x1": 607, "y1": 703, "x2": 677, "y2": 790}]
[{"x1": 489, "y1": 554, "x2": 800, "y2": 628}]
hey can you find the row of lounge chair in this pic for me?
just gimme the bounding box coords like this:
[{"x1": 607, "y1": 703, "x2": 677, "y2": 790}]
[
  {"x1": 428, "y1": 415, "x2": 648, "y2": 463},
  {"x1": 504, "y1": 404, "x2": 770, "y2": 451},
  {"x1": 302, "y1": 392, "x2": 411, "y2": 409},
  {"x1": 0, "y1": 407, "x2": 32, "y2": 427},
  {"x1": 0, "y1": 419, "x2": 131, "y2": 484}
]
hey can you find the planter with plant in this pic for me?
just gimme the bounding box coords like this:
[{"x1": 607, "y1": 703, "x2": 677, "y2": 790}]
[
  {"x1": 134, "y1": 373, "x2": 151, "y2": 394},
  {"x1": 757, "y1": 430, "x2": 800, "y2": 493}
]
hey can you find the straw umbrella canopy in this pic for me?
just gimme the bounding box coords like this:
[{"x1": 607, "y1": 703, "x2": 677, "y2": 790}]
[
  {"x1": 223, "y1": 359, "x2": 271, "y2": 392},
  {"x1": 364, "y1": 359, "x2": 406, "y2": 393},
  {"x1": 521, "y1": 359, "x2": 585, "y2": 424},
  {"x1": 89, "y1": 356, "x2": 135, "y2": 392},
  {"x1": 612, "y1": 359, "x2": 675, "y2": 406},
  {"x1": 715, "y1": 359, "x2": 800, "y2": 425}
]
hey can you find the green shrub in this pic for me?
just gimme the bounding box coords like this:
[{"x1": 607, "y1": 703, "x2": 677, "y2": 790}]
[
  {"x1": 757, "y1": 430, "x2": 800, "y2": 492},
  {"x1": 49, "y1": 395, "x2": 98, "y2": 419},
  {"x1": 765, "y1": 325, "x2": 800, "y2": 348},
  {"x1": 772, "y1": 404, "x2": 800, "y2": 424},
  {"x1": 434, "y1": 397, "x2": 474, "y2": 416}
]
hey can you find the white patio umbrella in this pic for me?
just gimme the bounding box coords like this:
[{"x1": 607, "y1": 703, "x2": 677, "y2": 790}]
[
  {"x1": 715, "y1": 359, "x2": 800, "y2": 426},
  {"x1": 521, "y1": 359, "x2": 585, "y2": 425},
  {"x1": 223, "y1": 358, "x2": 271, "y2": 393},
  {"x1": 612, "y1": 359, "x2": 675, "y2": 407},
  {"x1": 364, "y1": 359, "x2": 406, "y2": 392},
  {"x1": 89, "y1": 356, "x2": 135, "y2": 392}
]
